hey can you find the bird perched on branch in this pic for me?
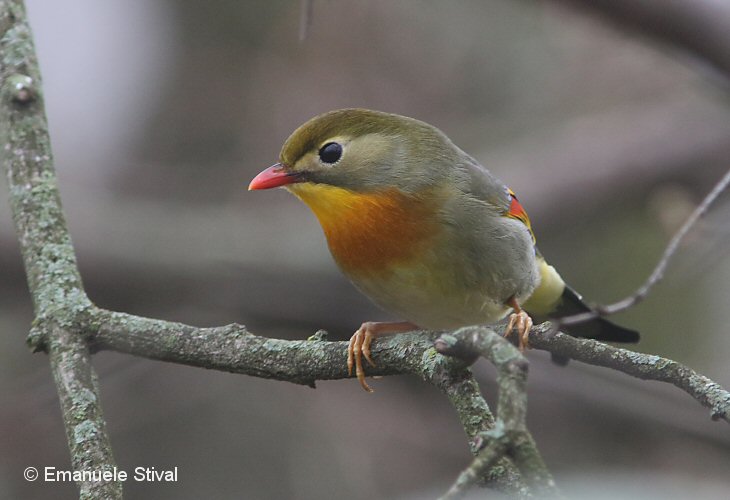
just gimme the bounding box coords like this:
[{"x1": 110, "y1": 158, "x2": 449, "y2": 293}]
[{"x1": 249, "y1": 108, "x2": 639, "y2": 392}]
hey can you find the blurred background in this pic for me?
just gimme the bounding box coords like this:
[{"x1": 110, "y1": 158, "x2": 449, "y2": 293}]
[{"x1": 2, "y1": 0, "x2": 730, "y2": 498}]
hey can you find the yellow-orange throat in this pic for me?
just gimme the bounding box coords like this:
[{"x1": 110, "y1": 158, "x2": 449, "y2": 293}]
[{"x1": 288, "y1": 183, "x2": 437, "y2": 275}]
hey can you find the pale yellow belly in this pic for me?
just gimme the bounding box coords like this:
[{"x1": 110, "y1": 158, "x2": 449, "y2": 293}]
[{"x1": 348, "y1": 258, "x2": 513, "y2": 330}]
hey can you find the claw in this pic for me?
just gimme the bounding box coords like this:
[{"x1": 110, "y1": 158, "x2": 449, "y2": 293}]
[
  {"x1": 347, "y1": 335, "x2": 356, "y2": 376},
  {"x1": 346, "y1": 321, "x2": 418, "y2": 393},
  {"x1": 503, "y1": 298, "x2": 533, "y2": 351},
  {"x1": 362, "y1": 331, "x2": 376, "y2": 368},
  {"x1": 348, "y1": 324, "x2": 375, "y2": 392}
]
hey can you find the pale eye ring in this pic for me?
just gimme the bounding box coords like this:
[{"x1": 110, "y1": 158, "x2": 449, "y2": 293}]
[{"x1": 318, "y1": 142, "x2": 342, "y2": 164}]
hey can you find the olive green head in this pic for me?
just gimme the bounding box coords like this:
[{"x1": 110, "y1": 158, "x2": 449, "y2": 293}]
[{"x1": 277, "y1": 108, "x2": 465, "y2": 193}]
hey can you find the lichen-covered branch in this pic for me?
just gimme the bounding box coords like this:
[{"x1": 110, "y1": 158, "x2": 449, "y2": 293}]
[
  {"x1": 85, "y1": 307, "x2": 526, "y2": 493},
  {"x1": 83, "y1": 309, "x2": 730, "y2": 496},
  {"x1": 0, "y1": 1, "x2": 120, "y2": 498},
  {"x1": 46, "y1": 325, "x2": 120, "y2": 500},
  {"x1": 436, "y1": 327, "x2": 559, "y2": 499},
  {"x1": 529, "y1": 323, "x2": 730, "y2": 423},
  {"x1": 85, "y1": 309, "x2": 449, "y2": 386}
]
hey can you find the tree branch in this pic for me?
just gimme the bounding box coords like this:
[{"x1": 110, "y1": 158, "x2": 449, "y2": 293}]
[
  {"x1": 529, "y1": 323, "x2": 730, "y2": 423},
  {"x1": 435, "y1": 327, "x2": 559, "y2": 499},
  {"x1": 85, "y1": 308, "x2": 526, "y2": 493},
  {"x1": 84, "y1": 309, "x2": 730, "y2": 494},
  {"x1": 0, "y1": 2, "x2": 120, "y2": 498}
]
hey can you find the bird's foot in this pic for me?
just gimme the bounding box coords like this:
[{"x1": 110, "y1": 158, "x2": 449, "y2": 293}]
[
  {"x1": 503, "y1": 297, "x2": 533, "y2": 351},
  {"x1": 347, "y1": 321, "x2": 417, "y2": 393}
]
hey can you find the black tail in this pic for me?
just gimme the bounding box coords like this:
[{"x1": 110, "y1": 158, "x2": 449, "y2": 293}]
[
  {"x1": 555, "y1": 286, "x2": 639, "y2": 343},
  {"x1": 550, "y1": 285, "x2": 639, "y2": 365}
]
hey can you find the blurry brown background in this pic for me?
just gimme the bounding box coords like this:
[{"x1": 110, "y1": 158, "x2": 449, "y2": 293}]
[{"x1": 2, "y1": 1, "x2": 730, "y2": 499}]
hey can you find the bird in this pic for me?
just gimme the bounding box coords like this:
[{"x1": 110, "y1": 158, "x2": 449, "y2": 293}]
[{"x1": 249, "y1": 108, "x2": 639, "y2": 392}]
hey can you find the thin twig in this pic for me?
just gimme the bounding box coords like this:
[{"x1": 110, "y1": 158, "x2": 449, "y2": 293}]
[
  {"x1": 299, "y1": 0, "x2": 313, "y2": 42},
  {"x1": 556, "y1": 167, "x2": 730, "y2": 331},
  {"x1": 439, "y1": 439, "x2": 510, "y2": 500}
]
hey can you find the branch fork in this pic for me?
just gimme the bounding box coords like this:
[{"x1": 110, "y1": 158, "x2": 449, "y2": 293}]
[{"x1": 436, "y1": 327, "x2": 559, "y2": 499}]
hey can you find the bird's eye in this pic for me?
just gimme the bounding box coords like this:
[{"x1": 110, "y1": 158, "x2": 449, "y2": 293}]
[{"x1": 318, "y1": 142, "x2": 342, "y2": 164}]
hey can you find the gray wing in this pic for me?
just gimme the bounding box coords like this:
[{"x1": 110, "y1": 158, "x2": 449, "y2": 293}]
[{"x1": 458, "y1": 154, "x2": 513, "y2": 215}]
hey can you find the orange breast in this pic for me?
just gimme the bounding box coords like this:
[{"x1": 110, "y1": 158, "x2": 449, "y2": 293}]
[{"x1": 288, "y1": 183, "x2": 437, "y2": 275}]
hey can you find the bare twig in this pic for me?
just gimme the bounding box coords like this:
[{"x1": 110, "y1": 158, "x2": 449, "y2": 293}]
[
  {"x1": 529, "y1": 323, "x2": 730, "y2": 423},
  {"x1": 439, "y1": 439, "x2": 510, "y2": 500},
  {"x1": 555, "y1": 166, "x2": 730, "y2": 331},
  {"x1": 299, "y1": 0, "x2": 313, "y2": 42}
]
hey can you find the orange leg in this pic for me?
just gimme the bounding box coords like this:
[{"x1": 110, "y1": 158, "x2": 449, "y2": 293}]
[
  {"x1": 503, "y1": 297, "x2": 533, "y2": 351},
  {"x1": 348, "y1": 321, "x2": 418, "y2": 393}
]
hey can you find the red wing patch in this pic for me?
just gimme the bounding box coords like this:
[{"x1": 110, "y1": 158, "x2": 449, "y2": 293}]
[{"x1": 506, "y1": 189, "x2": 535, "y2": 243}]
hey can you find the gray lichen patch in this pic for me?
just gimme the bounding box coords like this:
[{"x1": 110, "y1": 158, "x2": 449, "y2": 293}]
[
  {"x1": 73, "y1": 420, "x2": 99, "y2": 445},
  {"x1": 491, "y1": 342, "x2": 519, "y2": 365},
  {"x1": 420, "y1": 346, "x2": 441, "y2": 376},
  {"x1": 0, "y1": 22, "x2": 34, "y2": 69},
  {"x1": 72, "y1": 387, "x2": 98, "y2": 408}
]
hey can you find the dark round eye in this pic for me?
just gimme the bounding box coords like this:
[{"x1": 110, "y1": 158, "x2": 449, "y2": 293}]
[{"x1": 318, "y1": 142, "x2": 342, "y2": 164}]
